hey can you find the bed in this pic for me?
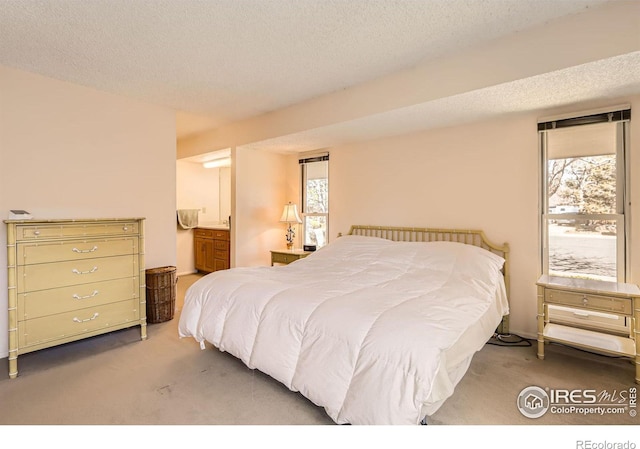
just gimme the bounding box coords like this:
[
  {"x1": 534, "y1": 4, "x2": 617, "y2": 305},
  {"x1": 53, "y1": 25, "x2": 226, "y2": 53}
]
[{"x1": 178, "y1": 225, "x2": 510, "y2": 425}]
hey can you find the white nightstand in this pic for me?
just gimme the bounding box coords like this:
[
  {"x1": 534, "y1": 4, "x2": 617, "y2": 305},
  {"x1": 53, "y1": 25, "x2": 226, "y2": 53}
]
[{"x1": 536, "y1": 274, "x2": 640, "y2": 384}]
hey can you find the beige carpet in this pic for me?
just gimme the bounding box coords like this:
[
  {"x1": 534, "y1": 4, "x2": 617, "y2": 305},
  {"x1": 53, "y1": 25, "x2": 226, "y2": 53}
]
[{"x1": 1, "y1": 274, "x2": 637, "y2": 428}]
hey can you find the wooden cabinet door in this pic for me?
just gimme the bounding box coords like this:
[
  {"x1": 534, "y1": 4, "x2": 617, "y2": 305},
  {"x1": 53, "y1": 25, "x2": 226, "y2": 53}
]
[
  {"x1": 203, "y1": 239, "x2": 216, "y2": 273},
  {"x1": 194, "y1": 236, "x2": 207, "y2": 272}
]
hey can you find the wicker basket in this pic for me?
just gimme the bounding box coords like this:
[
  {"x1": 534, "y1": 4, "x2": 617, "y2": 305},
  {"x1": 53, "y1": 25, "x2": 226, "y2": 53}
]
[{"x1": 145, "y1": 266, "x2": 177, "y2": 323}]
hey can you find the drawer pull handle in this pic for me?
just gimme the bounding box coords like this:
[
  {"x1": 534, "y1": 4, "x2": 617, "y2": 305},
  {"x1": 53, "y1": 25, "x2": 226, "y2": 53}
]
[
  {"x1": 73, "y1": 313, "x2": 99, "y2": 323},
  {"x1": 123, "y1": 226, "x2": 129, "y2": 231},
  {"x1": 73, "y1": 290, "x2": 99, "y2": 300},
  {"x1": 573, "y1": 311, "x2": 590, "y2": 318},
  {"x1": 582, "y1": 295, "x2": 588, "y2": 306},
  {"x1": 34, "y1": 230, "x2": 41, "y2": 236},
  {"x1": 72, "y1": 267, "x2": 98, "y2": 275},
  {"x1": 72, "y1": 246, "x2": 98, "y2": 253}
]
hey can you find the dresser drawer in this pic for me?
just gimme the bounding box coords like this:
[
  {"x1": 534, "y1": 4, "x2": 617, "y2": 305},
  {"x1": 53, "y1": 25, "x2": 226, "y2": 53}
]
[
  {"x1": 18, "y1": 299, "x2": 140, "y2": 349},
  {"x1": 17, "y1": 238, "x2": 138, "y2": 265},
  {"x1": 16, "y1": 222, "x2": 138, "y2": 240},
  {"x1": 545, "y1": 289, "x2": 631, "y2": 314},
  {"x1": 17, "y1": 255, "x2": 138, "y2": 292},
  {"x1": 18, "y1": 277, "x2": 139, "y2": 320}
]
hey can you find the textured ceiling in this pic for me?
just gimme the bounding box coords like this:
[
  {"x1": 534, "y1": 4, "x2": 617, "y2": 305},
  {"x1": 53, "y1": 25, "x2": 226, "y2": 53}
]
[
  {"x1": 242, "y1": 51, "x2": 640, "y2": 153},
  {"x1": 1, "y1": 0, "x2": 638, "y2": 154}
]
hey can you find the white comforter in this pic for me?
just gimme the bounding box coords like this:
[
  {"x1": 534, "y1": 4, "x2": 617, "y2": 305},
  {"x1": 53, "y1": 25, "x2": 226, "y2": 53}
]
[{"x1": 178, "y1": 235, "x2": 508, "y2": 424}]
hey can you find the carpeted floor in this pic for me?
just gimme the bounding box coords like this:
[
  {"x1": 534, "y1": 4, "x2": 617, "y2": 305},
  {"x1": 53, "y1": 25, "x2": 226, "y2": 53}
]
[{"x1": 0, "y1": 273, "x2": 637, "y2": 429}]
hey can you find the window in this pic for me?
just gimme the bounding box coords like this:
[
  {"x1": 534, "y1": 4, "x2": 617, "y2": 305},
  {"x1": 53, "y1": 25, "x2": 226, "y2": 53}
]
[
  {"x1": 539, "y1": 107, "x2": 630, "y2": 282},
  {"x1": 300, "y1": 154, "x2": 329, "y2": 248}
]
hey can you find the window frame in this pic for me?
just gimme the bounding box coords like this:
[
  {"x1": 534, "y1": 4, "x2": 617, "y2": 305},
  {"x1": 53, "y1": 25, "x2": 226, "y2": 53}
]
[
  {"x1": 299, "y1": 154, "x2": 329, "y2": 248},
  {"x1": 538, "y1": 107, "x2": 631, "y2": 283}
]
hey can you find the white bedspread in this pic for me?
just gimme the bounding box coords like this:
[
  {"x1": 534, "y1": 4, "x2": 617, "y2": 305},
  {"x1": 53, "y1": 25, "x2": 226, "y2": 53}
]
[{"x1": 178, "y1": 235, "x2": 508, "y2": 424}]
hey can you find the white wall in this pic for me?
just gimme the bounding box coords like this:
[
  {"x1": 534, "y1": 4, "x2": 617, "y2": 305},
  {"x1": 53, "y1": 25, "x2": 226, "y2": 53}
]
[
  {"x1": 0, "y1": 65, "x2": 177, "y2": 359},
  {"x1": 329, "y1": 95, "x2": 640, "y2": 338}
]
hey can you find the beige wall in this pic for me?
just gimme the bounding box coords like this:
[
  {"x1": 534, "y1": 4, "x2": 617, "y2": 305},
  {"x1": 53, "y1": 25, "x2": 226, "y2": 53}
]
[
  {"x1": 233, "y1": 147, "x2": 299, "y2": 267},
  {"x1": 328, "y1": 94, "x2": 640, "y2": 338},
  {"x1": 0, "y1": 65, "x2": 177, "y2": 359}
]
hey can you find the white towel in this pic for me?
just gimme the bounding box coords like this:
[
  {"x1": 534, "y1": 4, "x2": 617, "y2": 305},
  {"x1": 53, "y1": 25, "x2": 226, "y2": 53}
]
[{"x1": 177, "y1": 209, "x2": 199, "y2": 229}]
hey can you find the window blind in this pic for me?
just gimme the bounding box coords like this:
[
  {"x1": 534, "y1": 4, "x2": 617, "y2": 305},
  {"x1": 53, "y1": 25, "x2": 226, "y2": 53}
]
[{"x1": 538, "y1": 106, "x2": 630, "y2": 131}]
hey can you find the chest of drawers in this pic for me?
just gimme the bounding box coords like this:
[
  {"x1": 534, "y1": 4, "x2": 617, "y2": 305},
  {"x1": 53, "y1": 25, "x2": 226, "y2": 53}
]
[{"x1": 4, "y1": 218, "x2": 147, "y2": 378}]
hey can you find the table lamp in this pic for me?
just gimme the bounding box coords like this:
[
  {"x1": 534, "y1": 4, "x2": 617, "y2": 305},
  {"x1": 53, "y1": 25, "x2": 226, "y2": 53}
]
[{"x1": 279, "y1": 202, "x2": 302, "y2": 250}]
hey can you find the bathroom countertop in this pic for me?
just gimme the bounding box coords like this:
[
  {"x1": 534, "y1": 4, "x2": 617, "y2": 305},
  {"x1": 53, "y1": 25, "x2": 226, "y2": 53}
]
[{"x1": 197, "y1": 223, "x2": 230, "y2": 230}]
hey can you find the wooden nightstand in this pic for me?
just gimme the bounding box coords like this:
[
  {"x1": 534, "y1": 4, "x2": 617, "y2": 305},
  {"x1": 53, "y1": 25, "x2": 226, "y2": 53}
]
[
  {"x1": 270, "y1": 249, "x2": 311, "y2": 266},
  {"x1": 536, "y1": 274, "x2": 640, "y2": 384}
]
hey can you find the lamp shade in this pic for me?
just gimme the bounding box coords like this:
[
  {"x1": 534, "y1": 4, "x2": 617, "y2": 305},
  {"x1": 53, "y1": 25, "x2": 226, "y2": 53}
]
[{"x1": 279, "y1": 202, "x2": 302, "y2": 224}]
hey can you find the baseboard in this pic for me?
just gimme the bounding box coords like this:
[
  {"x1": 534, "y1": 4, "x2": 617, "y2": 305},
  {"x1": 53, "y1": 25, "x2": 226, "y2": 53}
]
[
  {"x1": 177, "y1": 270, "x2": 198, "y2": 277},
  {"x1": 498, "y1": 328, "x2": 536, "y2": 340}
]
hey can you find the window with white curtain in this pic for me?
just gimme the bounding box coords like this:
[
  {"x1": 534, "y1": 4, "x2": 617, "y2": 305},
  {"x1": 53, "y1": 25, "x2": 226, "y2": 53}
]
[
  {"x1": 539, "y1": 106, "x2": 631, "y2": 282},
  {"x1": 300, "y1": 154, "x2": 329, "y2": 248}
]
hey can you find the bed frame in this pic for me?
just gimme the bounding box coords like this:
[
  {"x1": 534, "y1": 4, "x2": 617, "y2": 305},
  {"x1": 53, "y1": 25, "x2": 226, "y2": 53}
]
[{"x1": 345, "y1": 225, "x2": 510, "y2": 335}]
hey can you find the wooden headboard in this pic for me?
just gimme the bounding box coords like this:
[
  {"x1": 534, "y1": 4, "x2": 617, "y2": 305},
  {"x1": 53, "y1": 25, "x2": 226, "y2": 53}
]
[{"x1": 346, "y1": 225, "x2": 510, "y2": 335}]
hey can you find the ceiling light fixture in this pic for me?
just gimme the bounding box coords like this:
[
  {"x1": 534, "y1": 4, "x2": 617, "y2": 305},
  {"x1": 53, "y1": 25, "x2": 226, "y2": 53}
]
[{"x1": 203, "y1": 157, "x2": 231, "y2": 169}]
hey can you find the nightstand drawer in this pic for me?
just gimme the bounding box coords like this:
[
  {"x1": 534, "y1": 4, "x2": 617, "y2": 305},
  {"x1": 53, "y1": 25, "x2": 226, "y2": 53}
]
[
  {"x1": 545, "y1": 289, "x2": 631, "y2": 314},
  {"x1": 271, "y1": 252, "x2": 299, "y2": 264},
  {"x1": 548, "y1": 304, "x2": 630, "y2": 335}
]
